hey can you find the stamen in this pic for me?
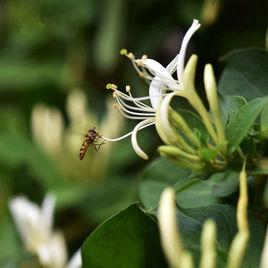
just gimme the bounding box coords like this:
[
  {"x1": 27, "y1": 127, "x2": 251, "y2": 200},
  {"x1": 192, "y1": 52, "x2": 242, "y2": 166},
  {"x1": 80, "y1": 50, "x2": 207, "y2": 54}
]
[
  {"x1": 116, "y1": 98, "x2": 156, "y2": 117},
  {"x1": 102, "y1": 121, "x2": 155, "y2": 142},
  {"x1": 125, "y1": 86, "x2": 152, "y2": 109},
  {"x1": 116, "y1": 105, "x2": 154, "y2": 120},
  {"x1": 116, "y1": 96, "x2": 154, "y2": 112}
]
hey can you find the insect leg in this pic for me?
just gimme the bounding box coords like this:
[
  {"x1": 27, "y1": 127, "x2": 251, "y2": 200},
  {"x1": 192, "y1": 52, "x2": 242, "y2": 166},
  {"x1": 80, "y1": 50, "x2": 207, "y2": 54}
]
[{"x1": 93, "y1": 141, "x2": 106, "y2": 151}]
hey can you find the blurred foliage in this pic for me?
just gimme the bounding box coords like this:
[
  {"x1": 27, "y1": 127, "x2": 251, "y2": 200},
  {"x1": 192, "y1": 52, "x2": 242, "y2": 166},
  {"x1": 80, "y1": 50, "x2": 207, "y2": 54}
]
[{"x1": 0, "y1": 0, "x2": 267, "y2": 266}]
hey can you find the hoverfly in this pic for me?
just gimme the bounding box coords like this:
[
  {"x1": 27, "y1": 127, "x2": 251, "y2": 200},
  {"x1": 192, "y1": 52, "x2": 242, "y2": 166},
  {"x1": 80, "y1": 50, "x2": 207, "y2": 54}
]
[{"x1": 79, "y1": 127, "x2": 105, "y2": 160}]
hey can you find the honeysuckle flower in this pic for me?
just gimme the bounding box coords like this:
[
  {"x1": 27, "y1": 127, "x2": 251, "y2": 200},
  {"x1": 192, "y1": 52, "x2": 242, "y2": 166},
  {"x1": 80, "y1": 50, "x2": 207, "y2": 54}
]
[
  {"x1": 9, "y1": 194, "x2": 68, "y2": 268},
  {"x1": 103, "y1": 19, "x2": 201, "y2": 159},
  {"x1": 9, "y1": 194, "x2": 82, "y2": 268},
  {"x1": 156, "y1": 54, "x2": 228, "y2": 171}
]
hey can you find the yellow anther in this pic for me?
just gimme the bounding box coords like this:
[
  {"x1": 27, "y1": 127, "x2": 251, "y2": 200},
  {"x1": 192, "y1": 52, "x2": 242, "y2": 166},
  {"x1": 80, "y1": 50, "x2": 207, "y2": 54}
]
[
  {"x1": 125, "y1": 85, "x2": 131, "y2": 92},
  {"x1": 120, "y1": 48, "x2": 135, "y2": 60},
  {"x1": 106, "y1": 83, "x2": 118, "y2": 90},
  {"x1": 120, "y1": 48, "x2": 128, "y2": 55}
]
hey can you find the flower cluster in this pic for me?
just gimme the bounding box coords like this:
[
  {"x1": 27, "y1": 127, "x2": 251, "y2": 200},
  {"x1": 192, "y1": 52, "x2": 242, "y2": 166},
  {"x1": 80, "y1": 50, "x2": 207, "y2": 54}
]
[{"x1": 103, "y1": 19, "x2": 227, "y2": 171}]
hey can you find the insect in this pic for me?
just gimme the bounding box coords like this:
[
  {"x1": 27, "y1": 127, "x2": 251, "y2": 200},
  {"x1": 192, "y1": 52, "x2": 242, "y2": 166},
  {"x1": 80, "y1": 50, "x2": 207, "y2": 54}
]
[{"x1": 79, "y1": 127, "x2": 105, "y2": 160}]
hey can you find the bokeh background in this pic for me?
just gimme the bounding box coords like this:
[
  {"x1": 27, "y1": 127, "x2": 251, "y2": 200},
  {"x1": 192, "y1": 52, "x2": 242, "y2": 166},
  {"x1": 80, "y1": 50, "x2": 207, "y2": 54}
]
[{"x1": 0, "y1": 0, "x2": 266, "y2": 265}]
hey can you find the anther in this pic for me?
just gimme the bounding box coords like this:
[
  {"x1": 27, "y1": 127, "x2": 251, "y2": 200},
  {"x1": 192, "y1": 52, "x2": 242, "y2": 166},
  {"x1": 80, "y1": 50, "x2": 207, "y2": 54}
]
[
  {"x1": 106, "y1": 83, "x2": 118, "y2": 90},
  {"x1": 127, "y1": 52, "x2": 135, "y2": 60},
  {"x1": 125, "y1": 85, "x2": 131, "y2": 92},
  {"x1": 120, "y1": 48, "x2": 128, "y2": 56}
]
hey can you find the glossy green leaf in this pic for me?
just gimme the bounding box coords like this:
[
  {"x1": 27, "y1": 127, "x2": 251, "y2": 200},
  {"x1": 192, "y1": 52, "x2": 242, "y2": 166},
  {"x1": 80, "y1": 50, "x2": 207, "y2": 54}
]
[
  {"x1": 138, "y1": 157, "x2": 192, "y2": 210},
  {"x1": 208, "y1": 171, "x2": 239, "y2": 197},
  {"x1": 219, "y1": 48, "x2": 268, "y2": 100},
  {"x1": 226, "y1": 97, "x2": 268, "y2": 153},
  {"x1": 82, "y1": 204, "x2": 166, "y2": 268},
  {"x1": 220, "y1": 95, "x2": 247, "y2": 125}
]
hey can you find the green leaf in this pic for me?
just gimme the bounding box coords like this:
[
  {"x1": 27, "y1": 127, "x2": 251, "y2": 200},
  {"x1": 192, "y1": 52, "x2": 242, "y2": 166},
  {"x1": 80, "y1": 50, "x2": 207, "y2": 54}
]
[
  {"x1": 82, "y1": 204, "x2": 166, "y2": 268},
  {"x1": 138, "y1": 157, "x2": 192, "y2": 210},
  {"x1": 208, "y1": 171, "x2": 239, "y2": 197},
  {"x1": 219, "y1": 48, "x2": 268, "y2": 100},
  {"x1": 226, "y1": 97, "x2": 268, "y2": 153},
  {"x1": 220, "y1": 95, "x2": 247, "y2": 125},
  {"x1": 176, "y1": 171, "x2": 239, "y2": 208}
]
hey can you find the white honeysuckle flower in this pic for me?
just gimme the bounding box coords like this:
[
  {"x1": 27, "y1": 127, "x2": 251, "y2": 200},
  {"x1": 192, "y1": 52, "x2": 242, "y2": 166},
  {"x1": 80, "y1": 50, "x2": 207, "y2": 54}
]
[
  {"x1": 103, "y1": 19, "x2": 201, "y2": 159},
  {"x1": 9, "y1": 194, "x2": 68, "y2": 268},
  {"x1": 137, "y1": 19, "x2": 201, "y2": 94}
]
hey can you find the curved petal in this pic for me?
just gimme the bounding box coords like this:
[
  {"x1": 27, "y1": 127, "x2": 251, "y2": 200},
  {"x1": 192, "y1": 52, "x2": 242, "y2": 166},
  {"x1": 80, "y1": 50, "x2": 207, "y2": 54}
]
[
  {"x1": 149, "y1": 76, "x2": 162, "y2": 110},
  {"x1": 41, "y1": 193, "x2": 56, "y2": 236},
  {"x1": 131, "y1": 118, "x2": 155, "y2": 160},
  {"x1": 177, "y1": 19, "x2": 201, "y2": 83},
  {"x1": 9, "y1": 197, "x2": 40, "y2": 246}
]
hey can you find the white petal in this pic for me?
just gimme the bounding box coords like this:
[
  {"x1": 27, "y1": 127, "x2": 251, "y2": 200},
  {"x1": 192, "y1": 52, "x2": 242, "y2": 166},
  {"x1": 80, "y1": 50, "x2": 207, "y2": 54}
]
[
  {"x1": 142, "y1": 59, "x2": 178, "y2": 89},
  {"x1": 9, "y1": 197, "x2": 41, "y2": 246},
  {"x1": 149, "y1": 77, "x2": 162, "y2": 110},
  {"x1": 41, "y1": 193, "x2": 56, "y2": 236},
  {"x1": 177, "y1": 19, "x2": 201, "y2": 83},
  {"x1": 166, "y1": 54, "x2": 179, "y2": 75},
  {"x1": 131, "y1": 118, "x2": 155, "y2": 160},
  {"x1": 38, "y1": 232, "x2": 67, "y2": 268},
  {"x1": 67, "y1": 249, "x2": 82, "y2": 268}
]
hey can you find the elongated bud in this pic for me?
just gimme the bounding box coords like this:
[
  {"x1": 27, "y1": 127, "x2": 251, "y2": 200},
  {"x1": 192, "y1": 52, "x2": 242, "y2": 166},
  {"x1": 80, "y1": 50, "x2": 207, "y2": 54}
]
[
  {"x1": 158, "y1": 188, "x2": 182, "y2": 268},
  {"x1": 200, "y1": 220, "x2": 217, "y2": 268},
  {"x1": 226, "y1": 163, "x2": 249, "y2": 268},
  {"x1": 204, "y1": 64, "x2": 226, "y2": 146}
]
